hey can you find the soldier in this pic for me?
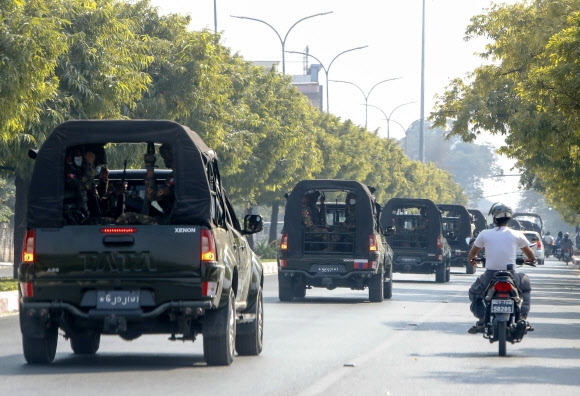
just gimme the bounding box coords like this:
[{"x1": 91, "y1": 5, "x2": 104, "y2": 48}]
[
  {"x1": 63, "y1": 146, "x2": 86, "y2": 224},
  {"x1": 342, "y1": 192, "x2": 356, "y2": 230},
  {"x1": 301, "y1": 191, "x2": 325, "y2": 230},
  {"x1": 116, "y1": 144, "x2": 175, "y2": 225}
]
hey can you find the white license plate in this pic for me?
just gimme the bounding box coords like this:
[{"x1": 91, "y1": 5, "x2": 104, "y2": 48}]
[
  {"x1": 97, "y1": 291, "x2": 140, "y2": 309},
  {"x1": 491, "y1": 299, "x2": 514, "y2": 313},
  {"x1": 314, "y1": 265, "x2": 342, "y2": 273}
]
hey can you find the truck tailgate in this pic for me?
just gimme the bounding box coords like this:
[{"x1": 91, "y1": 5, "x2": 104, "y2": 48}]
[{"x1": 33, "y1": 225, "x2": 202, "y2": 279}]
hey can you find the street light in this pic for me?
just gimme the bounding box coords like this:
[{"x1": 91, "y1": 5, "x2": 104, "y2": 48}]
[
  {"x1": 366, "y1": 102, "x2": 416, "y2": 138},
  {"x1": 231, "y1": 11, "x2": 333, "y2": 75},
  {"x1": 286, "y1": 46, "x2": 368, "y2": 112},
  {"x1": 330, "y1": 78, "x2": 401, "y2": 129}
]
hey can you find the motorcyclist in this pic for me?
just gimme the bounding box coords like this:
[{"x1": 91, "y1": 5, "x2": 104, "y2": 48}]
[
  {"x1": 466, "y1": 203, "x2": 535, "y2": 334},
  {"x1": 542, "y1": 231, "x2": 554, "y2": 257},
  {"x1": 561, "y1": 232, "x2": 574, "y2": 264},
  {"x1": 555, "y1": 231, "x2": 563, "y2": 259}
]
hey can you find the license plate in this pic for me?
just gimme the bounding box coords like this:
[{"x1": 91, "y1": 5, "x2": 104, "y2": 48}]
[
  {"x1": 491, "y1": 299, "x2": 514, "y2": 313},
  {"x1": 399, "y1": 256, "x2": 419, "y2": 263},
  {"x1": 97, "y1": 291, "x2": 140, "y2": 309},
  {"x1": 313, "y1": 265, "x2": 342, "y2": 274}
]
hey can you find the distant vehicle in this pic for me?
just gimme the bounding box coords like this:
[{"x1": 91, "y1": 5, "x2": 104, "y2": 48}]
[
  {"x1": 512, "y1": 213, "x2": 543, "y2": 236},
  {"x1": 277, "y1": 179, "x2": 394, "y2": 302},
  {"x1": 516, "y1": 231, "x2": 545, "y2": 265},
  {"x1": 438, "y1": 204, "x2": 475, "y2": 274},
  {"x1": 468, "y1": 209, "x2": 487, "y2": 236},
  {"x1": 381, "y1": 198, "x2": 452, "y2": 283}
]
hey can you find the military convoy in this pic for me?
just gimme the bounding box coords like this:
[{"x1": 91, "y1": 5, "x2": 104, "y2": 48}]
[{"x1": 19, "y1": 120, "x2": 265, "y2": 366}]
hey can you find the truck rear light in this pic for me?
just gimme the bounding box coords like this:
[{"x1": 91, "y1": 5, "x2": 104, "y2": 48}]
[
  {"x1": 369, "y1": 235, "x2": 377, "y2": 251},
  {"x1": 100, "y1": 227, "x2": 137, "y2": 234},
  {"x1": 279, "y1": 259, "x2": 287, "y2": 267},
  {"x1": 20, "y1": 282, "x2": 34, "y2": 297},
  {"x1": 437, "y1": 235, "x2": 443, "y2": 249},
  {"x1": 200, "y1": 229, "x2": 217, "y2": 262},
  {"x1": 202, "y1": 281, "x2": 218, "y2": 297},
  {"x1": 280, "y1": 233, "x2": 288, "y2": 250},
  {"x1": 22, "y1": 229, "x2": 35, "y2": 263}
]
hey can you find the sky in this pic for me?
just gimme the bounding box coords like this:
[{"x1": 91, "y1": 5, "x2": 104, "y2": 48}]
[{"x1": 148, "y1": 0, "x2": 522, "y2": 209}]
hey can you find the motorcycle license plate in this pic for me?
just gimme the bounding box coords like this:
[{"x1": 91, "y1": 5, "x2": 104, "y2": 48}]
[{"x1": 491, "y1": 299, "x2": 514, "y2": 314}]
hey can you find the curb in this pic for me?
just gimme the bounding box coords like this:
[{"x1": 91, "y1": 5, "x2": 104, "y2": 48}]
[
  {"x1": 0, "y1": 290, "x2": 18, "y2": 315},
  {"x1": 0, "y1": 261, "x2": 278, "y2": 316}
]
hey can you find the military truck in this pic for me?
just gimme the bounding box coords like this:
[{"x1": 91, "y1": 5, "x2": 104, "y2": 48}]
[
  {"x1": 19, "y1": 120, "x2": 264, "y2": 366},
  {"x1": 438, "y1": 204, "x2": 475, "y2": 274},
  {"x1": 277, "y1": 180, "x2": 394, "y2": 302},
  {"x1": 380, "y1": 198, "x2": 452, "y2": 283}
]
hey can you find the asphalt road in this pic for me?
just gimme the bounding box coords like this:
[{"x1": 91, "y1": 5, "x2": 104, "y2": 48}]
[{"x1": 1, "y1": 257, "x2": 580, "y2": 395}]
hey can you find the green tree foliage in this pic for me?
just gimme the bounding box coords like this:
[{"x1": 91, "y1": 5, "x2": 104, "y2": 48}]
[
  {"x1": 431, "y1": 0, "x2": 580, "y2": 222},
  {"x1": 403, "y1": 121, "x2": 501, "y2": 206}
]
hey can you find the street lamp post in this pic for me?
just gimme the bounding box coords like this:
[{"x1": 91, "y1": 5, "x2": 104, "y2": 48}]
[
  {"x1": 286, "y1": 46, "x2": 368, "y2": 112},
  {"x1": 231, "y1": 11, "x2": 333, "y2": 75},
  {"x1": 366, "y1": 102, "x2": 416, "y2": 138},
  {"x1": 330, "y1": 78, "x2": 401, "y2": 129}
]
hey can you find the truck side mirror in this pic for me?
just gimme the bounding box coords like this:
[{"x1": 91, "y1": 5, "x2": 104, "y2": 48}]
[{"x1": 243, "y1": 214, "x2": 264, "y2": 235}]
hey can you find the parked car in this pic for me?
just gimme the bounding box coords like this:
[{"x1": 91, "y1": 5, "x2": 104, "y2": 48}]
[{"x1": 516, "y1": 231, "x2": 545, "y2": 265}]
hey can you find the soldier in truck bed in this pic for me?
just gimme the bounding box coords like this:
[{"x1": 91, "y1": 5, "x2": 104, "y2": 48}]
[
  {"x1": 116, "y1": 144, "x2": 175, "y2": 225},
  {"x1": 301, "y1": 191, "x2": 326, "y2": 230}
]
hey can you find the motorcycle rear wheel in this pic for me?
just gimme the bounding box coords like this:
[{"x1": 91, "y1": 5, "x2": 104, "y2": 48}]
[{"x1": 498, "y1": 321, "x2": 507, "y2": 356}]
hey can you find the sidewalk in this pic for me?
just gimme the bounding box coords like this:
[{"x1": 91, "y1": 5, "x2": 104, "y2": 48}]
[{"x1": 0, "y1": 261, "x2": 277, "y2": 316}]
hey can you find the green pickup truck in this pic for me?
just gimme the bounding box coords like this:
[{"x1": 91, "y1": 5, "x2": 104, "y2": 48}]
[{"x1": 19, "y1": 120, "x2": 264, "y2": 366}]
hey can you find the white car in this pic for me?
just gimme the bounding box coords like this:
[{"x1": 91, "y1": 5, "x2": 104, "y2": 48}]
[{"x1": 517, "y1": 231, "x2": 545, "y2": 265}]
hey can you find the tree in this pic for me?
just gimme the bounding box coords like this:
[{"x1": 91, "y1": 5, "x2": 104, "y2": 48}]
[{"x1": 430, "y1": 0, "x2": 580, "y2": 222}]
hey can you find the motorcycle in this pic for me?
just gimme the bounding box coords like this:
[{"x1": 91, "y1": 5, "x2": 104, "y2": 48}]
[
  {"x1": 473, "y1": 258, "x2": 535, "y2": 356},
  {"x1": 554, "y1": 247, "x2": 562, "y2": 261},
  {"x1": 563, "y1": 247, "x2": 572, "y2": 265}
]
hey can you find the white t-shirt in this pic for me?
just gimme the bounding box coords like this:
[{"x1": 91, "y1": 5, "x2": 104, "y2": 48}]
[{"x1": 473, "y1": 226, "x2": 530, "y2": 271}]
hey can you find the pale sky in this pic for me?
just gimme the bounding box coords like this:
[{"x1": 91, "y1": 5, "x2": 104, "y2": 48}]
[{"x1": 149, "y1": 0, "x2": 522, "y2": 208}]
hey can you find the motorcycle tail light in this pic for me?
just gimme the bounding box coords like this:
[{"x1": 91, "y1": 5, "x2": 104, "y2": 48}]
[{"x1": 494, "y1": 282, "x2": 513, "y2": 292}]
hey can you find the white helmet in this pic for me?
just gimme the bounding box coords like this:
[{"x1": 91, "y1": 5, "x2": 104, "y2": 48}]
[{"x1": 488, "y1": 202, "x2": 513, "y2": 220}]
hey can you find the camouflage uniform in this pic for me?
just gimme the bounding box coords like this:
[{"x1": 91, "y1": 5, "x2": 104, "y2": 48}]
[
  {"x1": 302, "y1": 193, "x2": 329, "y2": 251},
  {"x1": 63, "y1": 160, "x2": 86, "y2": 224}
]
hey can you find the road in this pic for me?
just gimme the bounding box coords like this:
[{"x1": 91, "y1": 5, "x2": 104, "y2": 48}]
[{"x1": 1, "y1": 257, "x2": 580, "y2": 395}]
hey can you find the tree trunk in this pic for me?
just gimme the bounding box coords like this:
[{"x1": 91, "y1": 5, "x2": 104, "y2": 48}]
[
  {"x1": 268, "y1": 200, "x2": 280, "y2": 244},
  {"x1": 13, "y1": 175, "x2": 29, "y2": 278}
]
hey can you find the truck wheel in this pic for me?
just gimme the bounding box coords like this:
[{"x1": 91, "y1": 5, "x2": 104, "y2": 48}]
[
  {"x1": 466, "y1": 263, "x2": 476, "y2": 274},
  {"x1": 383, "y1": 278, "x2": 393, "y2": 299},
  {"x1": 203, "y1": 289, "x2": 236, "y2": 366},
  {"x1": 369, "y1": 269, "x2": 384, "y2": 302},
  {"x1": 293, "y1": 283, "x2": 306, "y2": 299},
  {"x1": 22, "y1": 324, "x2": 58, "y2": 364},
  {"x1": 278, "y1": 274, "x2": 294, "y2": 302},
  {"x1": 70, "y1": 331, "x2": 101, "y2": 355},
  {"x1": 445, "y1": 266, "x2": 451, "y2": 282},
  {"x1": 235, "y1": 287, "x2": 264, "y2": 356},
  {"x1": 435, "y1": 265, "x2": 446, "y2": 283}
]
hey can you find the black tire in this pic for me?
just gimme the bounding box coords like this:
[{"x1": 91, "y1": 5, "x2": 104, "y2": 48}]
[
  {"x1": 278, "y1": 274, "x2": 294, "y2": 302},
  {"x1": 203, "y1": 290, "x2": 236, "y2": 366},
  {"x1": 369, "y1": 269, "x2": 384, "y2": 303},
  {"x1": 466, "y1": 263, "x2": 476, "y2": 274},
  {"x1": 498, "y1": 320, "x2": 507, "y2": 357},
  {"x1": 70, "y1": 331, "x2": 101, "y2": 355},
  {"x1": 236, "y1": 287, "x2": 264, "y2": 356},
  {"x1": 383, "y1": 278, "x2": 393, "y2": 299},
  {"x1": 435, "y1": 264, "x2": 446, "y2": 283},
  {"x1": 445, "y1": 266, "x2": 451, "y2": 282},
  {"x1": 22, "y1": 324, "x2": 58, "y2": 364},
  {"x1": 293, "y1": 283, "x2": 306, "y2": 299}
]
